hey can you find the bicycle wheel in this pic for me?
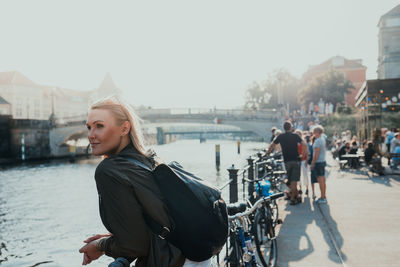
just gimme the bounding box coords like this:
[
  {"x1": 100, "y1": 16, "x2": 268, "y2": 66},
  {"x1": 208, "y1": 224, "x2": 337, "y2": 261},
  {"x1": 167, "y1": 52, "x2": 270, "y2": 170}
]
[
  {"x1": 252, "y1": 209, "x2": 277, "y2": 267},
  {"x1": 229, "y1": 231, "x2": 245, "y2": 266},
  {"x1": 270, "y1": 200, "x2": 279, "y2": 226}
]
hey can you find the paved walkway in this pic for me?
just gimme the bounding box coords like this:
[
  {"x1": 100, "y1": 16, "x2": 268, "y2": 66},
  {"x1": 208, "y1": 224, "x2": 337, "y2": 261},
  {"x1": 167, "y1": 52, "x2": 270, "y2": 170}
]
[{"x1": 276, "y1": 155, "x2": 400, "y2": 267}]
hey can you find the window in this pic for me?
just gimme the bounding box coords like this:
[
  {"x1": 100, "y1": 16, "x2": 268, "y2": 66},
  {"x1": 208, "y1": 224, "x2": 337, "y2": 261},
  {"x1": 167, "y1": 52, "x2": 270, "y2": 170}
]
[
  {"x1": 16, "y1": 98, "x2": 23, "y2": 117},
  {"x1": 386, "y1": 18, "x2": 400, "y2": 27},
  {"x1": 34, "y1": 99, "x2": 40, "y2": 118}
]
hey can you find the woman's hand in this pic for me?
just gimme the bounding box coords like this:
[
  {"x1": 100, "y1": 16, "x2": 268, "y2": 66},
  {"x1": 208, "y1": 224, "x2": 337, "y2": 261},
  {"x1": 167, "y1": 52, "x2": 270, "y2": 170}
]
[
  {"x1": 83, "y1": 233, "x2": 112, "y2": 244},
  {"x1": 79, "y1": 239, "x2": 104, "y2": 265},
  {"x1": 79, "y1": 233, "x2": 111, "y2": 265}
]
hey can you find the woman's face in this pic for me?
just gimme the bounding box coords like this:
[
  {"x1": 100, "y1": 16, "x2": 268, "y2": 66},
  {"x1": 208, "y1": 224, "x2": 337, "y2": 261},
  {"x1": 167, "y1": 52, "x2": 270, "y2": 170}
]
[{"x1": 86, "y1": 109, "x2": 125, "y2": 156}]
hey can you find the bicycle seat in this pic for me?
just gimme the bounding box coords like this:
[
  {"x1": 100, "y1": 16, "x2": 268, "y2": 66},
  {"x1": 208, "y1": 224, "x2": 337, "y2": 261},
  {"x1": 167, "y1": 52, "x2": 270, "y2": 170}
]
[{"x1": 227, "y1": 202, "x2": 247, "y2": 215}]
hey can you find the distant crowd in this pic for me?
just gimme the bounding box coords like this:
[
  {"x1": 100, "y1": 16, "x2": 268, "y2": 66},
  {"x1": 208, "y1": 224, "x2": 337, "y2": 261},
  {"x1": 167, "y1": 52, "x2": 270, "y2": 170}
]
[
  {"x1": 331, "y1": 128, "x2": 400, "y2": 173},
  {"x1": 266, "y1": 121, "x2": 400, "y2": 207},
  {"x1": 267, "y1": 121, "x2": 328, "y2": 205}
]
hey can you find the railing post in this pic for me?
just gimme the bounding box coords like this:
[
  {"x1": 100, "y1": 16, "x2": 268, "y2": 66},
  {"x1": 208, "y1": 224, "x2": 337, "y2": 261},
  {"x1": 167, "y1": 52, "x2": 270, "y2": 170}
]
[
  {"x1": 21, "y1": 132, "x2": 25, "y2": 161},
  {"x1": 156, "y1": 127, "x2": 165, "y2": 145},
  {"x1": 215, "y1": 144, "x2": 220, "y2": 167},
  {"x1": 247, "y1": 157, "x2": 255, "y2": 202},
  {"x1": 228, "y1": 164, "x2": 239, "y2": 203}
]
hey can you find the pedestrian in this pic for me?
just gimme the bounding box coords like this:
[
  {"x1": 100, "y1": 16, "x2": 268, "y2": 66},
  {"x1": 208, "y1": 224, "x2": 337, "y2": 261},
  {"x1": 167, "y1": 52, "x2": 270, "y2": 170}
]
[
  {"x1": 338, "y1": 142, "x2": 350, "y2": 161},
  {"x1": 364, "y1": 141, "x2": 384, "y2": 175},
  {"x1": 332, "y1": 132, "x2": 339, "y2": 144},
  {"x1": 308, "y1": 135, "x2": 318, "y2": 199},
  {"x1": 310, "y1": 125, "x2": 327, "y2": 204},
  {"x1": 266, "y1": 121, "x2": 307, "y2": 205},
  {"x1": 385, "y1": 129, "x2": 394, "y2": 164},
  {"x1": 390, "y1": 132, "x2": 400, "y2": 169},
  {"x1": 349, "y1": 141, "x2": 359, "y2": 168},
  {"x1": 79, "y1": 96, "x2": 212, "y2": 267},
  {"x1": 295, "y1": 130, "x2": 309, "y2": 196},
  {"x1": 270, "y1": 127, "x2": 277, "y2": 142}
]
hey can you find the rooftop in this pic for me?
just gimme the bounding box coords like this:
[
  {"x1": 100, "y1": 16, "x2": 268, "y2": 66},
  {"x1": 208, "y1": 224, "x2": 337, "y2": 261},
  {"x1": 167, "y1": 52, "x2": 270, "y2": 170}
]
[
  {"x1": 382, "y1": 4, "x2": 400, "y2": 18},
  {"x1": 303, "y1": 56, "x2": 366, "y2": 78},
  {"x1": 98, "y1": 73, "x2": 119, "y2": 92},
  {"x1": 0, "y1": 71, "x2": 37, "y2": 86},
  {"x1": 0, "y1": 95, "x2": 10, "y2": 105}
]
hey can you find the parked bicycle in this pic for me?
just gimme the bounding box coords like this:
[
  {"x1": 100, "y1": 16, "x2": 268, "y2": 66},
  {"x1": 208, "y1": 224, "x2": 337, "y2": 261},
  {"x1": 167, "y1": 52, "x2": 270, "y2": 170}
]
[{"x1": 226, "y1": 192, "x2": 284, "y2": 267}]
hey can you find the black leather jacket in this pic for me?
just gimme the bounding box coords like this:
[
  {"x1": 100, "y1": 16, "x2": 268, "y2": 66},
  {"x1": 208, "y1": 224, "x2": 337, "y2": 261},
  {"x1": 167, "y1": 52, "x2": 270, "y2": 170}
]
[{"x1": 95, "y1": 143, "x2": 185, "y2": 267}]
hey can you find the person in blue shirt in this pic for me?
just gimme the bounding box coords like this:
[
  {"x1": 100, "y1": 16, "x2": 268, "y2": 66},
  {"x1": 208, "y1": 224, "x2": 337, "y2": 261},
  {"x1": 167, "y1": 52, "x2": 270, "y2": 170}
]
[{"x1": 386, "y1": 129, "x2": 395, "y2": 165}]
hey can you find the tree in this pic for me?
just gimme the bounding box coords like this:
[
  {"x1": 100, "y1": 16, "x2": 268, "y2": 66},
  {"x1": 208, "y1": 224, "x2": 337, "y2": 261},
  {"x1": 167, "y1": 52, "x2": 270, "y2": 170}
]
[
  {"x1": 298, "y1": 69, "x2": 354, "y2": 109},
  {"x1": 244, "y1": 69, "x2": 300, "y2": 110},
  {"x1": 244, "y1": 81, "x2": 269, "y2": 110},
  {"x1": 264, "y1": 69, "x2": 300, "y2": 110}
]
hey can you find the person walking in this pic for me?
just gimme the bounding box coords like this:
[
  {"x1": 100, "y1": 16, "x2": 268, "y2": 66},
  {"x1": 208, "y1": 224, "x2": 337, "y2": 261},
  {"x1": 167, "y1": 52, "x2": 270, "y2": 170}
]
[
  {"x1": 295, "y1": 130, "x2": 309, "y2": 196},
  {"x1": 266, "y1": 121, "x2": 307, "y2": 205},
  {"x1": 270, "y1": 127, "x2": 277, "y2": 142},
  {"x1": 310, "y1": 125, "x2": 327, "y2": 204},
  {"x1": 79, "y1": 96, "x2": 213, "y2": 267}
]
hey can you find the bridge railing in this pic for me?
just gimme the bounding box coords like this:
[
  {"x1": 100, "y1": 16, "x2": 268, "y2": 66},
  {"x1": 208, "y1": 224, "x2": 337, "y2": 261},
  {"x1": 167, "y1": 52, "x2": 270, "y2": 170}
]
[
  {"x1": 54, "y1": 114, "x2": 87, "y2": 126},
  {"x1": 52, "y1": 108, "x2": 279, "y2": 125},
  {"x1": 136, "y1": 108, "x2": 279, "y2": 120}
]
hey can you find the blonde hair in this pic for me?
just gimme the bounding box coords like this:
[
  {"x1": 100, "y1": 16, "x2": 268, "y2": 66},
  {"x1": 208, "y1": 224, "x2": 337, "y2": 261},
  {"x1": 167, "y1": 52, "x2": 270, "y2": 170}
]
[
  {"x1": 90, "y1": 96, "x2": 147, "y2": 157},
  {"x1": 312, "y1": 125, "x2": 324, "y2": 134},
  {"x1": 294, "y1": 129, "x2": 302, "y2": 137}
]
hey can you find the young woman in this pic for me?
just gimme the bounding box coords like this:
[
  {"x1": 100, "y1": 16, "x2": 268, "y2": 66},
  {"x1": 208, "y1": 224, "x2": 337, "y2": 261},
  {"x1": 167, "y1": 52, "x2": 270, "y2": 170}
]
[
  {"x1": 310, "y1": 126, "x2": 327, "y2": 204},
  {"x1": 79, "y1": 96, "x2": 212, "y2": 267},
  {"x1": 308, "y1": 134, "x2": 317, "y2": 199},
  {"x1": 295, "y1": 130, "x2": 309, "y2": 196}
]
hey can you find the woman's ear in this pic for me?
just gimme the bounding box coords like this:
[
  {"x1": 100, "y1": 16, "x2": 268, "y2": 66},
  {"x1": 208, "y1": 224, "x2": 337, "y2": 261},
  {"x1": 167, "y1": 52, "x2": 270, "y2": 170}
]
[{"x1": 121, "y1": 121, "x2": 131, "y2": 136}]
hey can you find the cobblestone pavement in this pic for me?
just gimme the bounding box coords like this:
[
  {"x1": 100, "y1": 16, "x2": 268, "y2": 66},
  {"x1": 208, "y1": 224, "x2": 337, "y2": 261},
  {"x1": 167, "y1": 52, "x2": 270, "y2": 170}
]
[{"x1": 276, "y1": 154, "x2": 400, "y2": 267}]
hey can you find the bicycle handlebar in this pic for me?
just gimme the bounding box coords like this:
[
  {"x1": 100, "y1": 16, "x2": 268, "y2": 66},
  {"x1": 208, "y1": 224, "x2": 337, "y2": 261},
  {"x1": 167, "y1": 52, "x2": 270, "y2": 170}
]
[{"x1": 228, "y1": 192, "x2": 284, "y2": 220}]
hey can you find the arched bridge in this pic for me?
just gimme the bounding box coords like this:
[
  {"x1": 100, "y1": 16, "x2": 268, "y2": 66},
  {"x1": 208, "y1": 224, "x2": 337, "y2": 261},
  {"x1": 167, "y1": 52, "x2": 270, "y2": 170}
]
[
  {"x1": 48, "y1": 108, "x2": 282, "y2": 157},
  {"x1": 137, "y1": 108, "x2": 282, "y2": 142}
]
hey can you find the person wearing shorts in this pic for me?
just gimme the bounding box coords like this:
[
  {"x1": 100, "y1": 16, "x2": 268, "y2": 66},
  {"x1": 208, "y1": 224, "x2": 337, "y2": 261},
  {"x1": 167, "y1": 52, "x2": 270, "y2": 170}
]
[
  {"x1": 285, "y1": 161, "x2": 301, "y2": 183},
  {"x1": 266, "y1": 121, "x2": 307, "y2": 205},
  {"x1": 310, "y1": 125, "x2": 327, "y2": 204}
]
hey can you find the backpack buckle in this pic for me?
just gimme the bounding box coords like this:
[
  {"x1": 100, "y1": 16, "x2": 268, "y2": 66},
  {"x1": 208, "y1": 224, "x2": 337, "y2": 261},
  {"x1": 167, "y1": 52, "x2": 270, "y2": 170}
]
[{"x1": 158, "y1": 227, "x2": 170, "y2": 240}]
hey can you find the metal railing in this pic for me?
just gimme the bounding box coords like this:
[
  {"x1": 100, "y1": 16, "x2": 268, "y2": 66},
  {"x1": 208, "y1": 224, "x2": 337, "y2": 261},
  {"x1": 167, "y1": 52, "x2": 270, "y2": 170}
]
[{"x1": 218, "y1": 149, "x2": 278, "y2": 266}]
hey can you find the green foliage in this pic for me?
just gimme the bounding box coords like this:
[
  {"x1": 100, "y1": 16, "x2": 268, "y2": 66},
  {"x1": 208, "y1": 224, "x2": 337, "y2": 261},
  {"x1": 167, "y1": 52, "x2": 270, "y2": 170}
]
[
  {"x1": 298, "y1": 69, "x2": 354, "y2": 109},
  {"x1": 319, "y1": 113, "x2": 357, "y2": 138},
  {"x1": 382, "y1": 112, "x2": 400, "y2": 129},
  {"x1": 320, "y1": 112, "x2": 399, "y2": 142},
  {"x1": 244, "y1": 69, "x2": 300, "y2": 110},
  {"x1": 335, "y1": 105, "x2": 353, "y2": 114},
  {"x1": 244, "y1": 81, "x2": 269, "y2": 110}
]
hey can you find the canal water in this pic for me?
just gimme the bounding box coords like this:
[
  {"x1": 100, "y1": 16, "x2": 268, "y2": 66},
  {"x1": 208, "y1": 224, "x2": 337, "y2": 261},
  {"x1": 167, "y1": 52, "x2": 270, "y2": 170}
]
[{"x1": 0, "y1": 139, "x2": 265, "y2": 267}]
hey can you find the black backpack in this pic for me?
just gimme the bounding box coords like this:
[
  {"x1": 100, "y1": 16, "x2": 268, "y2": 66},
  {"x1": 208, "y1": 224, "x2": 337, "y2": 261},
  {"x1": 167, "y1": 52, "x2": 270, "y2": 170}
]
[{"x1": 124, "y1": 158, "x2": 229, "y2": 262}]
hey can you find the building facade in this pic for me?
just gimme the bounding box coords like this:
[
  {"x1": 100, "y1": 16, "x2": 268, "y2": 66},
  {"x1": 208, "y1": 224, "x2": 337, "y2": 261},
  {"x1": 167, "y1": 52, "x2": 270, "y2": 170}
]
[
  {"x1": 0, "y1": 71, "x2": 120, "y2": 120},
  {"x1": 0, "y1": 96, "x2": 11, "y2": 115},
  {"x1": 378, "y1": 4, "x2": 400, "y2": 79},
  {"x1": 302, "y1": 56, "x2": 367, "y2": 107}
]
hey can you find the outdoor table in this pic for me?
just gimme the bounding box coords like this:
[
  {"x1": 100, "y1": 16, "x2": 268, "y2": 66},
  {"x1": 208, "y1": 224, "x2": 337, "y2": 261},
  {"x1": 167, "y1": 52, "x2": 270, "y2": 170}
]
[{"x1": 341, "y1": 154, "x2": 363, "y2": 169}]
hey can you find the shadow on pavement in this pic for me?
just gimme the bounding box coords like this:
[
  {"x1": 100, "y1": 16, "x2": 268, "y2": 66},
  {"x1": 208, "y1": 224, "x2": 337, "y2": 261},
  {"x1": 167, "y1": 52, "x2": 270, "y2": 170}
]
[
  {"x1": 352, "y1": 173, "x2": 400, "y2": 187},
  {"x1": 314, "y1": 202, "x2": 347, "y2": 264},
  {"x1": 276, "y1": 197, "x2": 314, "y2": 267}
]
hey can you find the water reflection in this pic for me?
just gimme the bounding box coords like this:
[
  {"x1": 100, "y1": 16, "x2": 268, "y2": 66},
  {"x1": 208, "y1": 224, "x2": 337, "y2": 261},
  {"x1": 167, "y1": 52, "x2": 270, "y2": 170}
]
[{"x1": 0, "y1": 140, "x2": 264, "y2": 266}]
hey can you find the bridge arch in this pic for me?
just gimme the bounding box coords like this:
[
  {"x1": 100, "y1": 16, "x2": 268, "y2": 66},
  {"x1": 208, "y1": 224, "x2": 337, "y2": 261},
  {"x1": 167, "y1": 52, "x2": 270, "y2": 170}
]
[{"x1": 49, "y1": 125, "x2": 88, "y2": 156}]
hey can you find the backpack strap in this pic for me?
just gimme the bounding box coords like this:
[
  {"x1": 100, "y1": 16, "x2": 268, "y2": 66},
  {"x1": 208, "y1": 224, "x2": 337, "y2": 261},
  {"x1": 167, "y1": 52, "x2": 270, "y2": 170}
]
[
  {"x1": 123, "y1": 157, "x2": 153, "y2": 172},
  {"x1": 121, "y1": 156, "x2": 171, "y2": 240}
]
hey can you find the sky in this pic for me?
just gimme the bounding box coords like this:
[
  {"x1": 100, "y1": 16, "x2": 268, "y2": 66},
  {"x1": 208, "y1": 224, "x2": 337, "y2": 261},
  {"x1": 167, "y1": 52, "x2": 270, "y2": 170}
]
[{"x1": 0, "y1": 0, "x2": 399, "y2": 109}]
